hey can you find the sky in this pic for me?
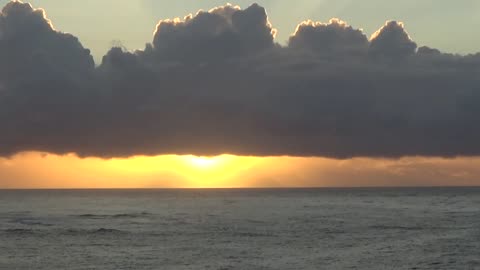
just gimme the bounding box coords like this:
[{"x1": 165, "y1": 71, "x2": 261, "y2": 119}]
[
  {"x1": 2, "y1": 153, "x2": 480, "y2": 188},
  {"x1": 1, "y1": 1, "x2": 480, "y2": 188},
  {"x1": 0, "y1": 0, "x2": 479, "y2": 62}
]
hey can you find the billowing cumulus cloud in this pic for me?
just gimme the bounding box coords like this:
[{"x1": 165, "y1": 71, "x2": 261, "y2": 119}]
[
  {"x1": 0, "y1": 1, "x2": 93, "y2": 76},
  {"x1": 1, "y1": 1, "x2": 480, "y2": 158},
  {"x1": 0, "y1": 1, "x2": 95, "y2": 156},
  {"x1": 150, "y1": 3, "x2": 276, "y2": 62},
  {"x1": 369, "y1": 21, "x2": 417, "y2": 59},
  {"x1": 288, "y1": 19, "x2": 369, "y2": 57}
]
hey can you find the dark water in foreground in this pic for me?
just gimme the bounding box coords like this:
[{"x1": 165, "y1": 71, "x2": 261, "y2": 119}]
[{"x1": 0, "y1": 188, "x2": 479, "y2": 270}]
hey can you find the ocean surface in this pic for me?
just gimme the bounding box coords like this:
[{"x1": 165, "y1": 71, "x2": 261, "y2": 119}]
[{"x1": 0, "y1": 188, "x2": 479, "y2": 270}]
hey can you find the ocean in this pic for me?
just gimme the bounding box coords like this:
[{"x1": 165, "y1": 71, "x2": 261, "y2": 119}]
[{"x1": 0, "y1": 188, "x2": 479, "y2": 270}]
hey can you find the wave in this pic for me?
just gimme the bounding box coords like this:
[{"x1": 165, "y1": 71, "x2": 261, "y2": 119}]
[
  {"x1": 4, "y1": 227, "x2": 129, "y2": 236},
  {"x1": 74, "y1": 212, "x2": 152, "y2": 219},
  {"x1": 10, "y1": 218, "x2": 53, "y2": 227},
  {"x1": 370, "y1": 225, "x2": 426, "y2": 231},
  {"x1": 4, "y1": 228, "x2": 35, "y2": 234},
  {"x1": 65, "y1": 228, "x2": 128, "y2": 235},
  {"x1": 91, "y1": 228, "x2": 126, "y2": 235}
]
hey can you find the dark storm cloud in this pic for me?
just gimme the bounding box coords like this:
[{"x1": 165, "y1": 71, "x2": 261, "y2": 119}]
[{"x1": 1, "y1": 1, "x2": 480, "y2": 158}]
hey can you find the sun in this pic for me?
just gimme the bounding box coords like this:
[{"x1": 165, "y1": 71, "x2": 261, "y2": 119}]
[
  {"x1": 75, "y1": 154, "x2": 263, "y2": 188},
  {"x1": 177, "y1": 155, "x2": 262, "y2": 187},
  {"x1": 187, "y1": 156, "x2": 220, "y2": 169}
]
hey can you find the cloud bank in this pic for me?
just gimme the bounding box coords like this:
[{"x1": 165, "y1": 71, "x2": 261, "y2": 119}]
[{"x1": 1, "y1": 1, "x2": 480, "y2": 158}]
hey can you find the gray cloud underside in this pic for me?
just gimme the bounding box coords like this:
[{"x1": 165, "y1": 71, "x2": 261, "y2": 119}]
[{"x1": 1, "y1": 1, "x2": 480, "y2": 158}]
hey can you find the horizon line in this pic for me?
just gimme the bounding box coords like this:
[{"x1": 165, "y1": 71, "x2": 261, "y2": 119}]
[{"x1": 1, "y1": 185, "x2": 479, "y2": 191}]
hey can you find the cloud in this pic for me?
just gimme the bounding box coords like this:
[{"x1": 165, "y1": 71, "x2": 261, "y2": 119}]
[
  {"x1": 0, "y1": 1, "x2": 94, "y2": 75},
  {"x1": 288, "y1": 19, "x2": 369, "y2": 57},
  {"x1": 150, "y1": 3, "x2": 276, "y2": 62},
  {"x1": 369, "y1": 21, "x2": 417, "y2": 59},
  {"x1": 0, "y1": 1, "x2": 95, "y2": 155},
  {"x1": 1, "y1": 1, "x2": 480, "y2": 158}
]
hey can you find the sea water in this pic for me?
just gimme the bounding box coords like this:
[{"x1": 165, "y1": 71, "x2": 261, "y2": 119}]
[{"x1": 1, "y1": 188, "x2": 479, "y2": 269}]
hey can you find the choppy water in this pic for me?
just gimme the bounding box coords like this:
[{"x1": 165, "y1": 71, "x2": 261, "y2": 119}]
[{"x1": 0, "y1": 188, "x2": 479, "y2": 270}]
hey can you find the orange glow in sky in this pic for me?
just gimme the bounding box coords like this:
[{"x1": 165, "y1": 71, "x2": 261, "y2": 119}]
[
  {"x1": 1, "y1": 152, "x2": 480, "y2": 188},
  {"x1": 0, "y1": 152, "x2": 264, "y2": 189},
  {"x1": 103, "y1": 154, "x2": 263, "y2": 188}
]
